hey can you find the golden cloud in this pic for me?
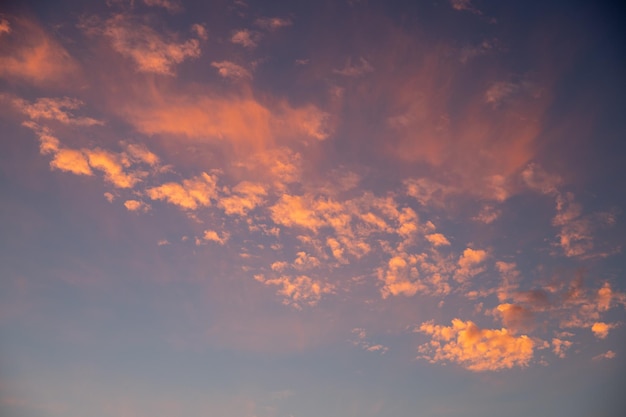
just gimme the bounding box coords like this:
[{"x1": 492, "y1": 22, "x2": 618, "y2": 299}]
[{"x1": 418, "y1": 319, "x2": 534, "y2": 371}]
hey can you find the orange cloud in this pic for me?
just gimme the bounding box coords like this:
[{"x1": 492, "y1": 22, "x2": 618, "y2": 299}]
[
  {"x1": 379, "y1": 255, "x2": 422, "y2": 298},
  {"x1": 270, "y1": 194, "x2": 324, "y2": 232},
  {"x1": 425, "y1": 233, "x2": 450, "y2": 247},
  {"x1": 418, "y1": 319, "x2": 534, "y2": 371},
  {"x1": 202, "y1": 230, "x2": 229, "y2": 245},
  {"x1": 591, "y1": 322, "x2": 614, "y2": 339},
  {"x1": 219, "y1": 181, "x2": 267, "y2": 216},
  {"x1": 51, "y1": 149, "x2": 93, "y2": 176},
  {"x1": 124, "y1": 199, "x2": 150, "y2": 212},
  {"x1": 146, "y1": 173, "x2": 218, "y2": 210},
  {"x1": 454, "y1": 248, "x2": 488, "y2": 282},
  {"x1": 0, "y1": 16, "x2": 78, "y2": 85},
  {"x1": 85, "y1": 148, "x2": 139, "y2": 189},
  {"x1": 117, "y1": 88, "x2": 331, "y2": 157}
]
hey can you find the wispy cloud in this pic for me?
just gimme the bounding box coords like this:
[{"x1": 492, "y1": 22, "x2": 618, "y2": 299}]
[
  {"x1": 255, "y1": 17, "x2": 292, "y2": 31},
  {"x1": 0, "y1": 16, "x2": 78, "y2": 85},
  {"x1": 84, "y1": 14, "x2": 202, "y2": 75},
  {"x1": 211, "y1": 61, "x2": 252, "y2": 81}
]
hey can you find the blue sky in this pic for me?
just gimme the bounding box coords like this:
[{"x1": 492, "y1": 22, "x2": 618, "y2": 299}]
[{"x1": 1, "y1": 1, "x2": 625, "y2": 416}]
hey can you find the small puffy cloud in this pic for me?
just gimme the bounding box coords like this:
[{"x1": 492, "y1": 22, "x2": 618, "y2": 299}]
[
  {"x1": 552, "y1": 338, "x2": 573, "y2": 359},
  {"x1": 418, "y1": 319, "x2": 534, "y2": 371},
  {"x1": 124, "y1": 199, "x2": 150, "y2": 212},
  {"x1": 425, "y1": 233, "x2": 450, "y2": 247},
  {"x1": 85, "y1": 148, "x2": 138, "y2": 188},
  {"x1": 379, "y1": 256, "x2": 421, "y2": 298},
  {"x1": 455, "y1": 248, "x2": 488, "y2": 282},
  {"x1": 211, "y1": 61, "x2": 252, "y2": 81},
  {"x1": 202, "y1": 230, "x2": 229, "y2": 245},
  {"x1": 51, "y1": 149, "x2": 93, "y2": 176},
  {"x1": 146, "y1": 172, "x2": 218, "y2": 210},
  {"x1": 231, "y1": 29, "x2": 259, "y2": 48},
  {"x1": 254, "y1": 274, "x2": 334, "y2": 309},
  {"x1": 13, "y1": 97, "x2": 102, "y2": 126},
  {"x1": 157, "y1": 239, "x2": 170, "y2": 246},
  {"x1": 593, "y1": 350, "x2": 616, "y2": 361},
  {"x1": 255, "y1": 17, "x2": 292, "y2": 31},
  {"x1": 591, "y1": 322, "x2": 614, "y2": 339},
  {"x1": 333, "y1": 57, "x2": 373, "y2": 77},
  {"x1": 96, "y1": 14, "x2": 201, "y2": 75},
  {"x1": 104, "y1": 192, "x2": 115, "y2": 202}
]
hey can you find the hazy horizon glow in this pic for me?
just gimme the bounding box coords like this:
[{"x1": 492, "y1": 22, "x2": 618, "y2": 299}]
[{"x1": 1, "y1": 1, "x2": 625, "y2": 416}]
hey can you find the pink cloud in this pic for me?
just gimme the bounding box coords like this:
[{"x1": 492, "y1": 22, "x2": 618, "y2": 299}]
[{"x1": 0, "y1": 16, "x2": 78, "y2": 85}]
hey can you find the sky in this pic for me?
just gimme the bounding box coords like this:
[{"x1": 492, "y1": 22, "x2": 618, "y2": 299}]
[{"x1": 1, "y1": 0, "x2": 626, "y2": 416}]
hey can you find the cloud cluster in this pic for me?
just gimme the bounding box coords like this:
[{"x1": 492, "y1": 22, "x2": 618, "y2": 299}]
[{"x1": 418, "y1": 319, "x2": 534, "y2": 371}]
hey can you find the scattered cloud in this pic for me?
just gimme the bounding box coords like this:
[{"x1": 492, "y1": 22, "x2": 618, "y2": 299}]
[
  {"x1": 254, "y1": 274, "x2": 334, "y2": 309},
  {"x1": 124, "y1": 199, "x2": 150, "y2": 212},
  {"x1": 351, "y1": 328, "x2": 389, "y2": 355},
  {"x1": 211, "y1": 60, "x2": 252, "y2": 80},
  {"x1": 591, "y1": 322, "x2": 614, "y2": 339},
  {"x1": 202, "y1": 230, "x2": 230, "y2": 245}
]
